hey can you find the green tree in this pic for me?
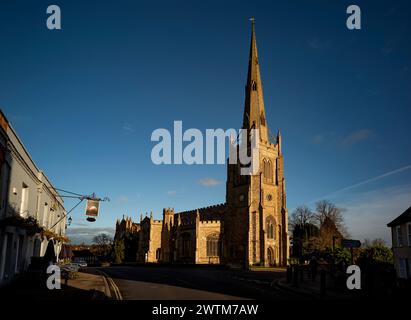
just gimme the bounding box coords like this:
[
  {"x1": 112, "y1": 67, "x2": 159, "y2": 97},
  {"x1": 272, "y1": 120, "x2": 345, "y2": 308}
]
[
  {"x1": 113, "y1": 239, "x2": 125, "y2": 264},
  {"x1": 360, "y1": 239, "x2": 393, "y2": 264}
]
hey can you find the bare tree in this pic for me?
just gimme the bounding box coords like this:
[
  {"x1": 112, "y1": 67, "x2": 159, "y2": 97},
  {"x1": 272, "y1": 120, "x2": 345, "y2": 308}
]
[
  {"x1": 290, "y1": 205, "x2": 315, "y2": 229},
  {"x1": 93, "y1": 233, "x2": 112, "y2": 246},
  {"x1": 93, "y1": 233, "x2": 113, "y2": 257},
  {"x1": 314, "y1": 200, "x2": 348, "y2": 237}
]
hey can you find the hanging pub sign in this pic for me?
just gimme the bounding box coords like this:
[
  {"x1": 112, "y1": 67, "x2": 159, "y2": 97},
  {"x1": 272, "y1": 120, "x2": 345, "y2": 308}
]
[{"x1": 85, "y1": 199, "x2": 100, "y2": 222}]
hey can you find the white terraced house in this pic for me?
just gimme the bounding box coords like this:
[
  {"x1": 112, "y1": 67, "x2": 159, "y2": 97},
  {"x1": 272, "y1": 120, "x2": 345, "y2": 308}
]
[{"x1": 0, "y1": 110, "x2": 67, "y2": 286}]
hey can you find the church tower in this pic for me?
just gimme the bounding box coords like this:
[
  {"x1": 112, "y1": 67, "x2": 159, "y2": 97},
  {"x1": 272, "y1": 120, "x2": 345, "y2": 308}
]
[{"x1": 225, "y1": 19, "x2": 288, "y2": 268}]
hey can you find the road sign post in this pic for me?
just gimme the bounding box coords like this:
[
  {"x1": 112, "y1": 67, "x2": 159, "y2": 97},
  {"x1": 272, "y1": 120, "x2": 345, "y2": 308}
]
[
  {"x1": 341, "y1": 239, "x2": 361, "y2": 248},
  {"x1": 341, "y1": 239, "x2": 361, "y2": 265}
]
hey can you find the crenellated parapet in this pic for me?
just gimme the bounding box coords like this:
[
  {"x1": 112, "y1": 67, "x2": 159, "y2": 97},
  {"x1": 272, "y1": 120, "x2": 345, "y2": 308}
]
[
  {"x1": 199, "y1": 220, "x2": 221, "y2": 225},
  {"x1": 175, "y1": 203, "x2": 226, "y2": 224}
]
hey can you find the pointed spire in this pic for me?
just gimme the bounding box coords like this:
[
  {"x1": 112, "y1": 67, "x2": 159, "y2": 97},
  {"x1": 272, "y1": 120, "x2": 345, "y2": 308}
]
[{"x1": 243, "y1": 18, "x2": 268, "y2": 142}]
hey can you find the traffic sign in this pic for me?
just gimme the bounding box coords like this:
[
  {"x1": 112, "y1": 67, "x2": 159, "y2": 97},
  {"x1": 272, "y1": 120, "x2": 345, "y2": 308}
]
[{"x1": 341, "y1": 239, "x2": 361, "y2": 248}]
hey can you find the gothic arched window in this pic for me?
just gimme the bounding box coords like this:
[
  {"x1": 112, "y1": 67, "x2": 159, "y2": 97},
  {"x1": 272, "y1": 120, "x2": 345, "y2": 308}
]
[
  {"x1": 181, "y1": 233, "x2": 191, "y2": 257},
  {"x1": 266, "y1": 216, "x2": 275, "y2": 240},
  {"x1": 267, "y1": 160, "x2": 273, "y2": 181},
  {"x1": 263, "y1": 159, "x2": 273, "y2": 182},
  {"x1": 260, "y1": 112, "x2": 266, "y2": 126},
  {"x1": 263, "y1": 159, "x2": 267, "y2": 178},
  {"x1": 252, "y1": 81, "x2": 257, "y2": 91},
  {"x1": 206, "y1": 233, "x2": 220, "y2": 257}
]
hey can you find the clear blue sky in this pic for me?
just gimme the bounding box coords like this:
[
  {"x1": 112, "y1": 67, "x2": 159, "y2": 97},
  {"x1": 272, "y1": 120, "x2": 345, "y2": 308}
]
[{"x1": 1, "y1": 0, "x2": 410, "y2": 244}]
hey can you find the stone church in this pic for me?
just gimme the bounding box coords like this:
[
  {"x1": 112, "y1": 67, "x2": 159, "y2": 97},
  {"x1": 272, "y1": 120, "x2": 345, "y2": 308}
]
[{"x1": 115, "y1": 22, "x2": 289, "y2": 268}]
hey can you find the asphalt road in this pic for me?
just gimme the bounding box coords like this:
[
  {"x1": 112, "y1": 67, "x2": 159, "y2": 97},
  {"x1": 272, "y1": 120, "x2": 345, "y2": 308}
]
[{"x1": 86, "y1": 265, "x2": 301, "y2": 300}]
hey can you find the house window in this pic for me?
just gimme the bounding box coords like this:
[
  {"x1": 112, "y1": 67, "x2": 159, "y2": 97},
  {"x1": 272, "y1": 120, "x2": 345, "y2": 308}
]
[
  {"x1": 16, "y1": 235, "x2": 24, "y2": 273},
  {"x1": 0, "y1": 162, "x2": 10, "y2": 216},
  {"x1": 0, "y1": 146, "x2": 4, "y2": 164},
  {"x1": 206, "y1": 233, "x2": 220, "y2": 257},
  {"x1": 156, "y1": 248, "x2": 161, "y2": 260},
  {"x1": 407, "y1": 223, "x2": 411, "y2": 246},
  {"x1": 266, "y1": 216, "x2": 275, "y2": 239},
  {"x1": 398, "y1": 258, "x2": 407, "y2": 278},
  {"x1": 397, "y1": 226, "x2": 403, "y2": 246},
  {"x1": 42, "y1": 203, "x2": 48, "y2": 227},
  {"x1": 20, "y1": 183, "x2": 29, "y2": 216},
  {"x1": 48, "y1": 210, "x2": 53, "y2": 230}
]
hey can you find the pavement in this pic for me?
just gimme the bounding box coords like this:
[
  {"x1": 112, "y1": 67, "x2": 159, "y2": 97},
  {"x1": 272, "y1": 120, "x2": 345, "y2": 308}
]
[
  {"x1": 65, "y1": 271, "x2": 113, "y2": 299},
  {"x1": 0, "y1": 270, "x2": 113, "y2": 300}
]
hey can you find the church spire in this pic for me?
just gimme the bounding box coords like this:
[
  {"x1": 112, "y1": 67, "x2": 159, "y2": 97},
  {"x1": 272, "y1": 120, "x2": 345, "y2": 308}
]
[{"x1": 243, "y1": 18, "x2": 269, "y2": 142}]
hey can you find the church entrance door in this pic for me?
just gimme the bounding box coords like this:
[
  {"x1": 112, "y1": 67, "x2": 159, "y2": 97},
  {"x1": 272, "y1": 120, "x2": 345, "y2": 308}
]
[{"x1": 267, "y1": 247, "x2": 275, "y2": 266}]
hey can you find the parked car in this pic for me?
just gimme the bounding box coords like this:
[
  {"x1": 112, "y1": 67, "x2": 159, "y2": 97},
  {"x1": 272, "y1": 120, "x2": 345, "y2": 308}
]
[
  {"x1": 61, "y1": 263, "x2": 80, "y2": 272},
  {"x1": 73, "y1": 258, "x2": 88, "y2": 268}
]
